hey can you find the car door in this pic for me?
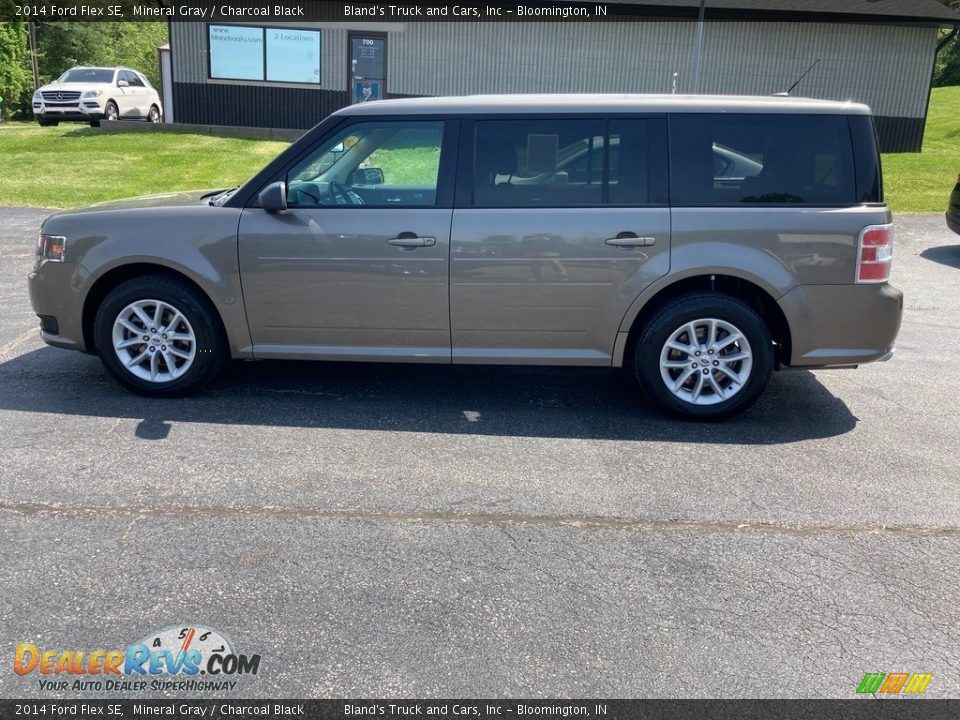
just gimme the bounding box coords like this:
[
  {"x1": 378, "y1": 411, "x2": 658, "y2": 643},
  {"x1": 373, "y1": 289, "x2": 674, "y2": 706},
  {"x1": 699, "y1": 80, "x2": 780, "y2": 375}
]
[
  {"x1": 238, "y1": 118, "x2": 457, "y2": 362},
  {"x1": 450, "y1": 116, "x2": 671, "y2": 365},
  {"x1": 115, "y1": 71, "x2": 136, "y2": 117},
  {"x1": 127, "y1": 71, "x2": 149, "y2": 116}
]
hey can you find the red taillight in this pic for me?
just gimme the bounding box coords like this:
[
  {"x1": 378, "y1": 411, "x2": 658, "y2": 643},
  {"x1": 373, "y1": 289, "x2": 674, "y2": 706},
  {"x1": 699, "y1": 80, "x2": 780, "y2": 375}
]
[{"x1": 856, "y1": 224, "x2": 893, "y2": 284}]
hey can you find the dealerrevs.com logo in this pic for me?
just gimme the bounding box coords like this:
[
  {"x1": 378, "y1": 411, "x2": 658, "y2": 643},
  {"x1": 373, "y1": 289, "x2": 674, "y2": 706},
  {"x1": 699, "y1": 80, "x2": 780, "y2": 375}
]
[
  {"x1": 13, "y1": 625, "x2": 261, "y2": 693},
  {"x1": 856, "y1": 672, "x2": 933, "y2": 695}
]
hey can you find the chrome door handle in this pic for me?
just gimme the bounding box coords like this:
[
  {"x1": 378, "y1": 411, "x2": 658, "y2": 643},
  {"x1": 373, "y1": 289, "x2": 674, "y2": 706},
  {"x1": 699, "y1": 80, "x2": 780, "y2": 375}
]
[
  {"x1": 388, "y1": 236, "x2": 436, "y2": 248},
  {"x1": 605, "y1": 236, "x2": 656, "y2": 248}
]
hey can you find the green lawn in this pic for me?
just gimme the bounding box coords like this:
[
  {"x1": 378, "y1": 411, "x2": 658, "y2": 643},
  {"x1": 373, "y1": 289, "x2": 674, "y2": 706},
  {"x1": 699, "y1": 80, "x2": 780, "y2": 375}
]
[
  {"x1": 0, "y1": 122, "x2": 289, "y2": 209},
  {"x1": 882, "y1": 86, "x2": 960, "y2": 212}
]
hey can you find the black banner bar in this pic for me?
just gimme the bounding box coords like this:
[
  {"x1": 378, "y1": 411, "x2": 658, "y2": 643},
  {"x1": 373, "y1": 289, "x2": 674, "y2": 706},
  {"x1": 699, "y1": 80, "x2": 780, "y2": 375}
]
[
  {"x1": 2, "y1": 0, "x2": 948, "y2": 23},
  {"x1": 3, "y1": 2, "x2": 635, "y2": 24},
  {"x1": 1, "y1": 701, "x2": 960, "y2": 720}
]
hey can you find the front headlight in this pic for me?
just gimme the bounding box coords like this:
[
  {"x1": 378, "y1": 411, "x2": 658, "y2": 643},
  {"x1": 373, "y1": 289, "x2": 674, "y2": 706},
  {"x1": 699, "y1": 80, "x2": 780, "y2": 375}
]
[
  {"x1": 82, "y1": 89, "x2": 103, "y2": 99},
  {"x1": 33, "y1": 91, "x2": 41, "y2": 101},
  {"x1": 37, "y1": 233, "x2": 67, "y2": 263}
]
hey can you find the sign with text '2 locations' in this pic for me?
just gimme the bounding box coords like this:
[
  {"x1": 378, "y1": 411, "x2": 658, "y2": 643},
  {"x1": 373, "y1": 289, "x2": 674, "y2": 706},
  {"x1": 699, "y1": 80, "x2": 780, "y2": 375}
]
[{"x1": 11, "y1": 625, "x2": 261, "y2": 694}]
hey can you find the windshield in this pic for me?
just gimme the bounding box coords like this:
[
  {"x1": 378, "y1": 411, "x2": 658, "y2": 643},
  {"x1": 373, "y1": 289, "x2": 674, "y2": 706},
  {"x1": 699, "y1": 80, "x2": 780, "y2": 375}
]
[{"x1": 59, "y1": 68, "x2": 114, "y2": 84}]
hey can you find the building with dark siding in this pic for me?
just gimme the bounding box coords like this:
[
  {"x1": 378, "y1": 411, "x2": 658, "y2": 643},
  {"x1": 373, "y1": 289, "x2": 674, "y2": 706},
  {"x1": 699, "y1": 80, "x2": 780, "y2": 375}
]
[{"x1": 165, "y1": 0, "x2": 960, "y2": 151}]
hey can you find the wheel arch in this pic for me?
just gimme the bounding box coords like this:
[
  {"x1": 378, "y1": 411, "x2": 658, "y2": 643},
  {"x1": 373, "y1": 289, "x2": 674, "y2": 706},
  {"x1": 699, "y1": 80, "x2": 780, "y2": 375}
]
[
  {"x1": 82, "y1": 263, "x2": 227, "y2": 355},
  {"x1": 618, "y1": 273, "x2": 792, "y2": 369}
]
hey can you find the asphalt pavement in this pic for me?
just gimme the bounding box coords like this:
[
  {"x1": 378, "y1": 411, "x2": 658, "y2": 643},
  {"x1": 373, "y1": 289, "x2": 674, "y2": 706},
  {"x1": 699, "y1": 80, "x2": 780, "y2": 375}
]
[{"x1": 1, "y1": 207, "x2": 959, "y2": 698}]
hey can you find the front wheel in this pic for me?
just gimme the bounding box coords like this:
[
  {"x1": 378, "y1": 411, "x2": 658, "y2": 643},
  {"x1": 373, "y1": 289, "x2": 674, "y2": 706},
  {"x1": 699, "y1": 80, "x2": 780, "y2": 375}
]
[
  {"x1": 93, "y1": 275, "x2": 226, "y2": 397},
  {"x1": 104, "y1": 101, "x2": 119, "y2": 122},
  {"x1": 634, "y1": 293, "x2": 773, "y2": 421},
  {"x1": 148, "y1": 105, "x2": 161, "y2": 123}
]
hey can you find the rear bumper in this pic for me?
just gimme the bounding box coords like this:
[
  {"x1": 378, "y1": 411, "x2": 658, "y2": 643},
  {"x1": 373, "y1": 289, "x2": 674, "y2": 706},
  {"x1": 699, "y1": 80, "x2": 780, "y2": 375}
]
[{"x1": 778, "y1": 283, "x2": 903, "y2": 368}]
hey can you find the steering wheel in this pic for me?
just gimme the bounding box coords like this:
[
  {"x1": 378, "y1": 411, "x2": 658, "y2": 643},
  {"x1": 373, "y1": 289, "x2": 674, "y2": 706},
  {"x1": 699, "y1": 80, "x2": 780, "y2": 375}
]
[{"x1": 328, "y1": 182, "x2": 364, "y2": 206}]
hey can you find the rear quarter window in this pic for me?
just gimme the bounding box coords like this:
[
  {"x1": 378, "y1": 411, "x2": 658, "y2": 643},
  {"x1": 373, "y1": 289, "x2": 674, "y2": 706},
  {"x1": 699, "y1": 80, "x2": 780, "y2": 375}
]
[{"x1": 669, "y1": 113, "x2": 857, "y2": 207}]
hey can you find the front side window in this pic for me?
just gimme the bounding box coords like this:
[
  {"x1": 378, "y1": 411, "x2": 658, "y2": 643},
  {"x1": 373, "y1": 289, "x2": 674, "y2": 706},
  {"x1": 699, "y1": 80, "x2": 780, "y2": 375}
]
[
  {"x1": 286, "y1": 121, "x2": 444, "y2": 208},
  {"x1": 669, "y1": 114, "x2": 856, "y2": 206}
]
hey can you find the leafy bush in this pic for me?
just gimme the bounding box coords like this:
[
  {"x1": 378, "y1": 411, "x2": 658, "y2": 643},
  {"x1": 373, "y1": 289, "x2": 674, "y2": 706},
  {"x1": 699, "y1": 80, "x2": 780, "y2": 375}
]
[{"x1": 0, "y1": 22, "x2": 32, "y2": 120}]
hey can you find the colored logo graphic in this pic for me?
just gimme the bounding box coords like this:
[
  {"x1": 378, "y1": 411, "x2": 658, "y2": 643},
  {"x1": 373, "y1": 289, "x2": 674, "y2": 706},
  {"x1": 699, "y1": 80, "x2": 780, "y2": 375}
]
[
  {"x1": 13, "y1": 625, "x2": 260, "y2": 692},
  {"x1": 856, "y1": 672, "x2": 933, "y2": 695}
]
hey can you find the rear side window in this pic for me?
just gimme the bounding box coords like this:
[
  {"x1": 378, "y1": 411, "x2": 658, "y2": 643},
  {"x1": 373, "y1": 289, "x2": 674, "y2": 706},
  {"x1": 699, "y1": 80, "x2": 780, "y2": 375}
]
[
  {"x1": 470, "y1": 118, "x2": 665, "y2": 207},
  {"x1": 849, "y1": 114, "x2": 883, "y2": 203},
  {"x1": 669, "y1": 114, "x2": 857, "y2": 206}
]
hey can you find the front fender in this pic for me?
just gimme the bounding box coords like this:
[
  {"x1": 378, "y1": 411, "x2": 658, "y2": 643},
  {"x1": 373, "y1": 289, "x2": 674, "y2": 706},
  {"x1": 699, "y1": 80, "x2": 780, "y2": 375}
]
[{"x1": 57, "y1": 207, "x2": 253, "y2": 357}]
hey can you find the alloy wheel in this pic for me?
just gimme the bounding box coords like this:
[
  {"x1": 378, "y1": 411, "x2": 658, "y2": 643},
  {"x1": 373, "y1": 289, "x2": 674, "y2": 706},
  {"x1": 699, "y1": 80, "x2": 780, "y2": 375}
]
[
  {"x1": 111, "y1": 299, "x2": 196, "y2": 383},
  {"x1": 658, "y1": 317, "x2": 753, "y2": 406}
]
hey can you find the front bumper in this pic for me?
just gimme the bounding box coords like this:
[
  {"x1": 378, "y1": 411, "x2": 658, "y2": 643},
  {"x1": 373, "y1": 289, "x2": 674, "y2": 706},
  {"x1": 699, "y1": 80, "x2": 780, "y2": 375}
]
[
  {"x1": 947, "y1": 210, "x2": 960, "y2": 236},
  {"x1": 778, "y1": 283, "x2": 903, "y2": 368},
  {"x1": 33, "y1": 106, "x2": 88, "y2": 122},
  {"x1": 79, "y1": 101, "x2": 104, "y2": 118},
  {"x1": 33, "y1": 99, "x2": 103, "y2": 122},
  {"x1": 28, "y1": 262, "x2": 88, "y2": 352}
]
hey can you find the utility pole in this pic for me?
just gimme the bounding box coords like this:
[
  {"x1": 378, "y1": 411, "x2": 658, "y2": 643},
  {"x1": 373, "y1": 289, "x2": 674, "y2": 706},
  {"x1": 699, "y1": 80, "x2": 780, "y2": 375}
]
[
  {"x1": 690, "y1": 0, "x2": 706, "y2": 93},
  {"x1": 28, "y1": 21, "x2": 41, "y2": 91}
]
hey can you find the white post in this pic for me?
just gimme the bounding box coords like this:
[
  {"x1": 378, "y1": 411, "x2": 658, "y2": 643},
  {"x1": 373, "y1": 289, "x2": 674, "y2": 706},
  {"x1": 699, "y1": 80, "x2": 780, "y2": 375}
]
[{"x1": 690, "y1": 0, "x2": 706, "y2": 93}]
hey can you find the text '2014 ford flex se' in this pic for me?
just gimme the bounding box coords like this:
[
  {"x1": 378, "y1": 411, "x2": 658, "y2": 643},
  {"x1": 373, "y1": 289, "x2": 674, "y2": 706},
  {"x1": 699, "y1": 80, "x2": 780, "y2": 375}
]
[{"x1": 29, "y1": 94, "x2": 902, "y2": 420}]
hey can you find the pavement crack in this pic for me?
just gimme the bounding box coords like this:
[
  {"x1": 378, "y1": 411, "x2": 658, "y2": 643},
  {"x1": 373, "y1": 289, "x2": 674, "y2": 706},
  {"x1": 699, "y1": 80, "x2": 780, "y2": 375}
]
[{"x1": 1, "y1": 499, "x2": 960, "y2": 538}]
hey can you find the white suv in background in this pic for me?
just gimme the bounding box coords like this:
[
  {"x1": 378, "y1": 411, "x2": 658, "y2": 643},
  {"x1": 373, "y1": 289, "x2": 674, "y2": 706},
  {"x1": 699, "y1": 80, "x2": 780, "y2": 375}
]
[{"x1": 32, "y1": 66, "x2": 163, "y2": 127}]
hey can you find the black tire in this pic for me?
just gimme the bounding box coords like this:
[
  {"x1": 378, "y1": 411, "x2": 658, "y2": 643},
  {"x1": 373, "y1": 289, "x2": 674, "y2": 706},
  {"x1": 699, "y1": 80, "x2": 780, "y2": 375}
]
[
  {"x1": 104, "y1": 101, "x2": 119, "y2": 122},
  {"x1": 93, "y1": 275, "x2": 226, "y2": 397},
  {"x1": 37, "y1": 119, "x2": 58, "y2": 127},
  {"x1": 634, "y1": 293, "x2": 773, "y2": 421},
  {"x1": 148, "y1": 105, "x2": 161, "y2": 123},
  {"x1": 88, "y1": 119, "x2": 101, "y2": 128}
]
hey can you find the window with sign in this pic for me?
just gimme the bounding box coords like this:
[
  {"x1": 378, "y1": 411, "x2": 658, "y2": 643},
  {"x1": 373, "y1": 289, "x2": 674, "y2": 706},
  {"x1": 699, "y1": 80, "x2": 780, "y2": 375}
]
[{"x1": 208, "y1": 24, "x2": 321, "y2": 84}]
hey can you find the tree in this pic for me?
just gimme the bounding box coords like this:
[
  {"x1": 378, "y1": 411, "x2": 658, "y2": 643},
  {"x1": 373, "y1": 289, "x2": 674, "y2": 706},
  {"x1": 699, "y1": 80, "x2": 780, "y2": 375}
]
[
  {"x1": 0, "y1": 22, "x2": 32, "y2": 120},
  {"x1": 35, "y1": 22, "x2": 168, "y2": 90},
  {"x1": 934, "y1": 0, "x2": 960, "y2": 86}
]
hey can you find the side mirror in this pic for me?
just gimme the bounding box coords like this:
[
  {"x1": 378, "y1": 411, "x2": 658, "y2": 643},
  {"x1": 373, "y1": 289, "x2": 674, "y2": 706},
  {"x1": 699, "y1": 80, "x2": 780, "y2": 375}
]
[
  {"x1": 258, "y1": 181, "x2": 287, "y2": 212},
  {"x1": 117, "y1": 79, "x2": 129, "y2": 88},
  {"x1": 355, "y1": 167, "x2": 384, "y2": 185}
]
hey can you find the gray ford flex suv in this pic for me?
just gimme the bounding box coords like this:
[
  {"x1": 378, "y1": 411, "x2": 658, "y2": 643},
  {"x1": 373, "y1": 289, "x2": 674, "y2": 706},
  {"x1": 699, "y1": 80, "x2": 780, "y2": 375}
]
[{"x1": 28, "y1": 94, "x2": 902, "y2": 420}]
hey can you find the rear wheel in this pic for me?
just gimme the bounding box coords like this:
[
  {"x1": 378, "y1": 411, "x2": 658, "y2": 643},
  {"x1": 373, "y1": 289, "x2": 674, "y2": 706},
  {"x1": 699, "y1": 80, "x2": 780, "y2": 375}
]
[
  {"x1": 93, "y1": 275, "x2": 226, "y2": 397},
  {"x1": 634, "y1": 293, "x2": 773, "y2": 421}
]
